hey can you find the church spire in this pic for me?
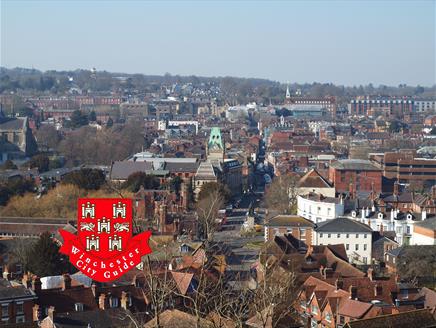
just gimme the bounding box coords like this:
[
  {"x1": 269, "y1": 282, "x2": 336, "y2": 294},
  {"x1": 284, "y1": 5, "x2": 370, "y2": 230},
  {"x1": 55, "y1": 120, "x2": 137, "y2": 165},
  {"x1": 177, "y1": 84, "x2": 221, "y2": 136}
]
[{"x1": 285, "y1": 82, "x2": 291, "y2": 99}]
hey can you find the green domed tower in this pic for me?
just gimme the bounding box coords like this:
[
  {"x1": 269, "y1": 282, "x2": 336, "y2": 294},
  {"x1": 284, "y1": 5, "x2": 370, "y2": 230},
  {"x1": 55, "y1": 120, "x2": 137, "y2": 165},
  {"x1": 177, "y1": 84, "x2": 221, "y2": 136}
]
[{"x1": 207, "y1": 127, "x2": 224, "y2": 162}]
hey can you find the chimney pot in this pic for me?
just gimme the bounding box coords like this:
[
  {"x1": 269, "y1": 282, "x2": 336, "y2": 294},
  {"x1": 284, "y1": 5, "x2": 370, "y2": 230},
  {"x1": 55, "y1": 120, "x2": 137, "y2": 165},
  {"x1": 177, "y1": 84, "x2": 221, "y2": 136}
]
[
  {"x1": 62, "y1": 274, "x2": 72, "y2": 290},
  {"x1": 47, "y1": 306, "x2": 55, "y2": 322}
]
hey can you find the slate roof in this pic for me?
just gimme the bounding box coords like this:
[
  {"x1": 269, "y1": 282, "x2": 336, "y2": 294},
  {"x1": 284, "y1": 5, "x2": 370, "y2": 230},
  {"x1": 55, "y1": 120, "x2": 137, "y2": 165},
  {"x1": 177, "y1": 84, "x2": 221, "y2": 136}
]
[
  {"x1": 110, "y1": 161, "x2": 153, "y2": 180},
  {"x1": 381, "y1": 192, "x2": 427, "y2": 204},
  {"x1": 343, "y1": 308, "x2": 436, "y2": 328},
  {"x1": 0, "y1": 279, "x2": 36, "y2": 301},
  {"x1": 0, "y1": 217, "x2": 74, "y2": 237},
  {"x1": 164, "y1": 161, "x2": 199, "y2": 173},
  {"x1": 195, "y1": 161, "x2": 217, "y2": 179},
  {"x1": 330, "y1": 159, "x2": 381, "y2": 171},
  {"x1": 315, "y1": 217, "x2": 373, "y2": 233},
  {"x1": 411, "y1": 217, "x2": 436, "y2": 230},
  {"x1": 49, "y1": 308, "x2": 134, "y2": 328},
  {"x1": 0, "y1": 117, "x2": 26, "y2": 131},
  {"x1": 266, "y1": 215, "x2": 315, "y2": 228}
]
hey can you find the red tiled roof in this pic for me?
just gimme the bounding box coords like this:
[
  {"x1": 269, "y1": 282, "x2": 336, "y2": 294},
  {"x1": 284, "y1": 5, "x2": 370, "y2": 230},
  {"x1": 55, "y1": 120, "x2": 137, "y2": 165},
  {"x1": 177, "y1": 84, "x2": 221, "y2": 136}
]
[{"x1": 338, "y1": 298, "x2": 373, "y2": 319}]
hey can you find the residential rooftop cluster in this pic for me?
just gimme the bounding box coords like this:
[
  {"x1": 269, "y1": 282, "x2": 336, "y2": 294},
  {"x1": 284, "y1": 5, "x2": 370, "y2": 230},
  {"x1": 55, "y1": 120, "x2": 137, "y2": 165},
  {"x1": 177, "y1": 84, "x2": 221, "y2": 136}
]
[{"x1": 0, "y1": 67, "x2": 436, "y2": 327}]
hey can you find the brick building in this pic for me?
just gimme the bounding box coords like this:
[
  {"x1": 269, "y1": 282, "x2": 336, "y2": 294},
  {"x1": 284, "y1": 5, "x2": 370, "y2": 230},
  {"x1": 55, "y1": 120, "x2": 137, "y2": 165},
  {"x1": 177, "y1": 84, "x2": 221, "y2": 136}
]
[
  {"x1": 0, "y1": 279, "x2": 36, "y2": 324},
  {"x1": 371, "y1": 150, "x2": 436, "y2": 185},
  {"x1": 264, "y1": 215, "x2": 315, "y2": 244},
  {"x1": 328, "y1": 159, "x2": 382, "y2": 194}
]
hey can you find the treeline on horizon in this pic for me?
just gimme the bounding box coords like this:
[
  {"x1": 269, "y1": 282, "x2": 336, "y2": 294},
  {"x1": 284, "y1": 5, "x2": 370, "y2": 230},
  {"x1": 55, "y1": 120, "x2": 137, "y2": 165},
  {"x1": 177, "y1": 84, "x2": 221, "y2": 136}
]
[{"x1": 1, "y1": 66, "x2": 435, "y2": 104}]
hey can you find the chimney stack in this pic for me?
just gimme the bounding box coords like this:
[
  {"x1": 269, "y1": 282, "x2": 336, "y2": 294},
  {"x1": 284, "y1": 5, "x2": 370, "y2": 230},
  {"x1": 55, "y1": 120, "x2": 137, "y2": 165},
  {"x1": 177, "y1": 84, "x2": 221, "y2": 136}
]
[
  {"x1": 2, "y1": 267, "x2": 11, "y2": 281},
  {"x1": 367, "y1": 268, "x2": 374, "y2": 281},
  {"x1": 393, "y1": 182, "x2": 399, "y2": 197},
  {"x1": 159, "y1": 204, "x2": 167, "y2": 232},
  {"x1": 22, "y1": 273, "x2": 31, "y2": 288},
  {"x1": 374, "y1": 285, "x2": 383, "y2": 297},
  {"x1": 99, "y1": 294, "x2": 107, "y2": 310},
  {"x1": 349, "y1": 285, "x2": 357, "y2": 300},
  {"x1": 335, "y1": 278, "x2": 344, "y2": 290},
  {"x1": 47, "y1": 306, "x2": 55, "y2": 323},
  {"x1": 33, "y1": 304, "x2": 40, "y2": 322},
  {"x1": 121, "y1": 291, "x2": 129, "y2": 310},
  {"x1": 91, "y1": 283, "x2": 97, "y2": 297},
  {"x1": 422, "y1": 209, "x2": 427, "y2": 220},
  {"x1": 32, "y1": 276, "x2": 42, "y2": 293},
  {"x1": 62, "y1": 274, "x2": 72, "y2": 290}
]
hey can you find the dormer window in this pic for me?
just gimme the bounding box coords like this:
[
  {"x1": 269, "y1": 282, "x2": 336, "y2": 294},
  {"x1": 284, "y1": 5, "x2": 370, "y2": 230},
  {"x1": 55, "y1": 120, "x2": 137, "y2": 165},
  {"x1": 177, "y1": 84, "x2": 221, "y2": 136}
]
[{"x1": 74, "y1": 303, "x2": 84, "y2": 312}]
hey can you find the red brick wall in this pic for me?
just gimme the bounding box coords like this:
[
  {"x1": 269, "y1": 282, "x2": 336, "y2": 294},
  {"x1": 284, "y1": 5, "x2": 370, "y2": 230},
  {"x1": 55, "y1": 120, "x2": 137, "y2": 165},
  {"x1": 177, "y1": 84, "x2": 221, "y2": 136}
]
[
  {"x1": 267, "y1": 226, "x2": 313, "y2": 245},
  {"x1": 329, "y1": 167, "x2": 382, "y2": 193}
]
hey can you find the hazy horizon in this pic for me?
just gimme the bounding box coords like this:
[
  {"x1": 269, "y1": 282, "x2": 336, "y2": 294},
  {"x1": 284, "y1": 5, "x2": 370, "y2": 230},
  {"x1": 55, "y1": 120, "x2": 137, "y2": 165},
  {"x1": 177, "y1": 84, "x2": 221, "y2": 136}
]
[{"x1": 1, "y1": 1, "x2": 435, "y2": 86}]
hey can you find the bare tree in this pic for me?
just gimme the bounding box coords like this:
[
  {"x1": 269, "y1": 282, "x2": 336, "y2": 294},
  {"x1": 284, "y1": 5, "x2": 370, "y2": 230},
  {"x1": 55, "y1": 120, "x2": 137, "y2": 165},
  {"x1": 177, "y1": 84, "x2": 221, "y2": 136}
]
[
  {"x1": 265, "y1": 175, "x2": 299, "y2": 215},
  {"x1": 196, "y1": 189, "x2": 225, "y2": 241},
  {"x1": 247, "y1": 260, "x2": 298, "y2": 328}
]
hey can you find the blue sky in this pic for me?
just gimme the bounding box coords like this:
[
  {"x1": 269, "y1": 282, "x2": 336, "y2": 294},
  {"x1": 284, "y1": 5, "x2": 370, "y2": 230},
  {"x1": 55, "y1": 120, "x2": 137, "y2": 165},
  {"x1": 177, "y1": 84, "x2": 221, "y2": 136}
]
[{"x1": 1, "y1": 0, "x2": 435, "y2": 86}]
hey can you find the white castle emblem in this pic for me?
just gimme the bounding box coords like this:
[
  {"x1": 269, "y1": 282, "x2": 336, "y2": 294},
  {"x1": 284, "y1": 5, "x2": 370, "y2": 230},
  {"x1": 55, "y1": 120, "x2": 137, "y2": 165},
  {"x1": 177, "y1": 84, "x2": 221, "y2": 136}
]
[
  {"x1": 109, "y1": 235, "x2": 122, "y2": 251},
  {"x1": 82, "y1": 202, "x2": 95, "y2": 218},
  {"x1": 86, "y1": 235, "x2": 100, "y2": 251},
  {"x1": 97, "y1": 217, "x2": 110, "y2": 233},
  {"x1": 113, "y1": 202, "x2": 126, "y2": 218}
]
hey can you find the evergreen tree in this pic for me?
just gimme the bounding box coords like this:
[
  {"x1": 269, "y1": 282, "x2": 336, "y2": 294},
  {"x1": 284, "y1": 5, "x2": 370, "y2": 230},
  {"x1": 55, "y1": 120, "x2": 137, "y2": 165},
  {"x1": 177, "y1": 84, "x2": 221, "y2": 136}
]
[
  {"x1": 26, "y1": 232, "x2": 74, "y2": 276},
  {"x1": 123, "y1": 172, "x2": 160, "y2": 192},
  {"x1": 62, "y1": 168, "x2": 106, "y2": 190},
  {"x1": 27, "y1": 154, "x2": 50, "y2": 172},
  {"x1": 89, "y1": 110, "x2": 97, "y2": 122},
  {"x1": 106, "y1": 117, "x2": 114, "y2": 128}
]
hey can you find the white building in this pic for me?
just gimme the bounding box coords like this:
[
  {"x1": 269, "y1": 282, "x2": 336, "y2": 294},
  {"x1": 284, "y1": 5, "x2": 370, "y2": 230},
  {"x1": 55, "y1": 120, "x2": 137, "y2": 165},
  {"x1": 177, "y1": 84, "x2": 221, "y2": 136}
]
[
  {"x1": 414, "y1": 100, "x2": 436, "y2": 113},
  {"x1": 314, "y1": 217, "x2": 373, "y2": 265},
  {"x1": 297, "y1": 194, "x2": 344, "y2": 223},
  {"x1": 345, "y1": 208, "x2": 425, "y2": 246},
  {"x1": 410, "y1": 217, "x2": 436, "y2": 245}
]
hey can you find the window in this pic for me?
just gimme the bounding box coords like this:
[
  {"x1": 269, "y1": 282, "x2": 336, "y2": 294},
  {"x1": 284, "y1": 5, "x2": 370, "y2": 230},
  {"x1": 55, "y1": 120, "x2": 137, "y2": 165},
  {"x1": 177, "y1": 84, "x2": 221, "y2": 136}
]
[
  {"x1": 356, "y1": 234, "x2": 359, "y2": 238},
  {"x1": 337, "y1": 233, "x2": 341, "y2": 238},
  {"x1": 300, "y1": 300, "x2": 306, "y2": 309},
  {"x1": 325, "y1": 312, "x2": 332, "y2": 323},
  {"x1": 364, "y1": 244, "x2": 367, "y2": 251},
  {"x1": 16, "y1": 316, "x2": 25, "y2": 323},
  {"x1": 364, "y1": 234, "x2": 367, "y2": 239},
  {"x1": 320, "y1": 233, "x2": 323, "y2": 238},
  {"x1": 300, "y1": 228, "x2": 306, "y2": 239},
  {"x1": 363, "y1": 257, "x2": 368, "y2": 264},
  {"x1": 15, "y1": 302, "x2": 23, "y2": 314},
  {"x1": 110, "y1": 297, "x2": 118, "y2": 308},
  {"x1": 346, "y1": 234, "x2": 349, "y2": 238},
  {"x1": 327, "y1": 234, "x2": 331, "y2": 238},
  {"x1": 355, "y1": 244, "x2": 359, "y2": 251},
  {"x1": 1, "y1": 304, "x2": 8, "y2": 317},
  {"x1": 317, "y1": 207, "x2": 321, "y2": 214},
  {"x1": 346, "y1": 244, "x2": 349, "y2": 250},
  {"x1": 311, "y1": 304, "x2": 318, "y2": 314}
]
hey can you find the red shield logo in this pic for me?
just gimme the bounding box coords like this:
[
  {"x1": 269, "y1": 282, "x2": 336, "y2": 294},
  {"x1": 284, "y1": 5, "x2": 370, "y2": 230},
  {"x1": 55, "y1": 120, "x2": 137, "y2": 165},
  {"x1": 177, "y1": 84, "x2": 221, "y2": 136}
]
[{"x1": 59, "y1": 198, "x2": 152, "y2": 282}]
